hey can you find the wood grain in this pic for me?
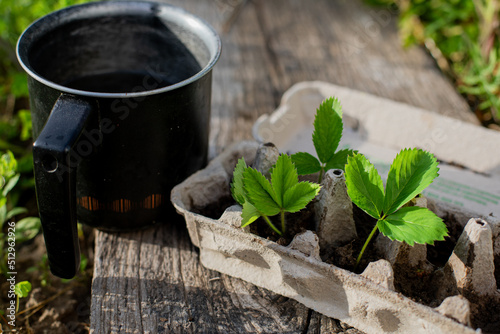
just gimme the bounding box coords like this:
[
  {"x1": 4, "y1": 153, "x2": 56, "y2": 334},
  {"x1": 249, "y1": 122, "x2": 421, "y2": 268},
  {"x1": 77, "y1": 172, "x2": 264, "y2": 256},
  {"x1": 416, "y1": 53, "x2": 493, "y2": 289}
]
[{"x1": 90, "y1": 0, "x2": 478, "y2": 333}]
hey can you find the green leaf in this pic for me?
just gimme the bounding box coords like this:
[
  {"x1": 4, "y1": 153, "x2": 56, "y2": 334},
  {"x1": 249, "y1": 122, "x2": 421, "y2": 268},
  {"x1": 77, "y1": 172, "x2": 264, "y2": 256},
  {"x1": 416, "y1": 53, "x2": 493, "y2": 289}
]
[
  {"x1": 377, "y1": 206, "x2": 448, "y2": 246},
  {"x1": 241, "y1": 202, "x2": 261, "y2": 227},
  {"x1": 383, "y1": 148, "x2": 439, "y2": 216},
  {"x1": 0, "y1": 151, "x2": 17, "y2": 179},
  {"x1": 243, "y1": 167, "x2": 280, "y2": 216},
  {"x1": 271, "y1": 154, "x2": 299, "y2": 207},
  {"x1": 345, "y1": 153, "x2": 385, "y2": 218},
  {"x1": 283, "y1": 182, "x2": 321, "y2": 212},
  {"x1": 231, "y1": 158, "x2": 248, "y2": 206},
  {"x1": 15, "y1": 217, "x2": 41, "y2": 243},
  {"x1": 6, "y1": 206, "x2": 27, "y2": 221},
  {"x1": 17, "y1": 109, "x2": 33, "y2": 141},
  {"x1": 291, "y1": 152, "x2": 321, "y2": 175},
  {"x1": 312, "y1": 97, "x2": 343, "y2": 164},
  {"x1": 14, "y1": 281, "x2": 32, "y2": 298},
  {"x1": 325, "y1": 149, "x2": 358, "y2": 171},
  {"x1": 0, "y1": 204, "x2": 7, "y2": 225},
  {"x1": 2, "y1": 173, "x2": 19, "y2": 197}
]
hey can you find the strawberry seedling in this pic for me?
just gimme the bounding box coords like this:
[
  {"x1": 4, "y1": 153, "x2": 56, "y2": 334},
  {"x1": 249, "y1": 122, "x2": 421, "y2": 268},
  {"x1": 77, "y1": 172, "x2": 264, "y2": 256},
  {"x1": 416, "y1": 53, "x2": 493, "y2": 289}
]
[
  {"x1": 291, "y1": 97, "x2": 356, "y2": 183},
  {"x1": 344, "y1": 148, "x2": 449, "y2": 270},
  {"x1": 231, "y1": 154, "x2": 321, "y2": 235}
]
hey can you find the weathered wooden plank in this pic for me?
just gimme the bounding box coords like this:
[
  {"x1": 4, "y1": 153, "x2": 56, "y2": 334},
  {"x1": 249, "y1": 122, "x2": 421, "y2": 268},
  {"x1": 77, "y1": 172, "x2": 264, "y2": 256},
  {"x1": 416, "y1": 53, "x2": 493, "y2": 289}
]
[
  {"x1": 91, "y1": 219, "x2": 313, "y2": 333},
  {"x1": 90, "y1": 0, "x2": 478, "y2": 333},
  {"x1": 248, "y1": 0, "x2": 477, "y2": 124},
  {"x1": 180, "y1": 0, "x2": 477, "y2": 157}
]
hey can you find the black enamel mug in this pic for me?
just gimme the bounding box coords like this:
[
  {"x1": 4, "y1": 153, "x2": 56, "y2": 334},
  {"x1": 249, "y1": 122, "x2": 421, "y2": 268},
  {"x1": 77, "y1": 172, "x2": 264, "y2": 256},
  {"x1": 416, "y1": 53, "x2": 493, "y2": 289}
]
[{"x1": 16, "y1": 1, "x2": 221, "y2": 278}]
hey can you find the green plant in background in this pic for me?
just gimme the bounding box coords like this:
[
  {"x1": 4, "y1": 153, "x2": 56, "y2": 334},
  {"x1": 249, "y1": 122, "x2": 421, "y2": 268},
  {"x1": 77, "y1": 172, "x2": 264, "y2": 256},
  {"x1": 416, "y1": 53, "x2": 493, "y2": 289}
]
[
  {"x1": 459, "y1": 44, "x2": 500, "y2": 117},
  {"x1": 1, "y1": 0, "x2": 93, "y2": 180},
  {"x1": 27, "y1": 252, "x2": 89, "y2": 287},
  {"x1": 0, "y1": 151, "x2": 41, "y2": 276},
  {"x1": 344, "y1": 148, "x2": 448, "y2": 270},
  {"x1": 364, "y1": 0, "x2": 500, "y2": 126},
  {"x1": 291, "y1": 97, "x2": 357, "y2": 183},
  {"x1": 0, "y1": 0, "x2": 91, "y2": 103},
  {"x1": 0, "y1": 0, "x2": 90, "y2": 282},
  {"x1": 26, "y1": 254, "x2": 51, "y2": 287},
  {"x1": 231, "y1": 154, "x2": 321, "y2": 236},
  {"x1": 14, "y1": 281, "x2": 32, "y2": 313},
  {"x1": 0, "y1": 109, "x2": 35, "y2": 185}
]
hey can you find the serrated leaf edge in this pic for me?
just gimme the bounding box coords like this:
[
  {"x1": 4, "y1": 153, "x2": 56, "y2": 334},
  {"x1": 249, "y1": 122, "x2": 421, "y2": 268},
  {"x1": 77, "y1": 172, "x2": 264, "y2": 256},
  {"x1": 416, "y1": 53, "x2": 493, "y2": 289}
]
[
  {"x1": 383, "y1": 148, "x2": 439, "y2": 216},
  {"x1": 312, "y1": 97, "x2": 344, "y2": 164}
]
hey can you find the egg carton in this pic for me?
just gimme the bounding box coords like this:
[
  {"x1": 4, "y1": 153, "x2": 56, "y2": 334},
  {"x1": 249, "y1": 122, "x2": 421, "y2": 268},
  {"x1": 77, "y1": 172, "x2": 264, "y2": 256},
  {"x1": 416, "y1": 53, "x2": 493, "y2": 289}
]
[{"x1": 171, "y1": 82, "x2": 500, "y2": 333}]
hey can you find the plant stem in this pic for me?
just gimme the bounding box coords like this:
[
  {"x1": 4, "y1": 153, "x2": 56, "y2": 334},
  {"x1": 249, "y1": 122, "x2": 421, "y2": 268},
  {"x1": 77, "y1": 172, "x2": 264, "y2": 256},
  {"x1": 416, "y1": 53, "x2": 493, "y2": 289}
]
[
  {"x1": 354, "y1": 222, "x2": 379, "y2": 272},
  {"x1": 263, "y1": 215, "x2": 282, "y2": 236},
  {"x1": 318, "y1": 167, "x2": 325, "y2": 184},
  {"x1": 280, "y1": 210, "x2": 286, "y2": 234}
]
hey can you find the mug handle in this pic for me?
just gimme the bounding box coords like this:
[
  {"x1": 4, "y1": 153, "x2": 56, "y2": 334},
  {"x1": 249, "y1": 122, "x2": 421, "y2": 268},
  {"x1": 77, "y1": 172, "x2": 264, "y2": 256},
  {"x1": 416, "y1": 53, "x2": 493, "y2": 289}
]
[{"x1": 33, "y1": 94, "x2": 94, "y2": 279}]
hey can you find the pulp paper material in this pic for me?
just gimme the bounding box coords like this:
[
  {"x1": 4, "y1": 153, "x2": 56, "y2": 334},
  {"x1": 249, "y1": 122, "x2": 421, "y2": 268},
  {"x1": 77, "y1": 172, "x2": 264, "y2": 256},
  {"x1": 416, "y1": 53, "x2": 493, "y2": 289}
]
[
  {"x1": 171, "y1": 140, "x2": 479, "y2": 334},
  {"x1": 253, "y1": 82, "x2": 500, "y2": 218}
]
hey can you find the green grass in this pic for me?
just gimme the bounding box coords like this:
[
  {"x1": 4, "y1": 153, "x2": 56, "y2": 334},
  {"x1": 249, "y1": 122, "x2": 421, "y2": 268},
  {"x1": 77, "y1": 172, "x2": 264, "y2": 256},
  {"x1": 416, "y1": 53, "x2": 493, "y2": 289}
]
[{"x1": 364, "y1": 0, "x2": 500, "y2": 128}]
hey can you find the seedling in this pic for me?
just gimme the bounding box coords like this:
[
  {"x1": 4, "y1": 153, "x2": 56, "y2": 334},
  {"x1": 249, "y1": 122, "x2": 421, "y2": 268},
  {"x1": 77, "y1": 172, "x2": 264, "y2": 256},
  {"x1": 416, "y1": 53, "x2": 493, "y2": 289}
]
[
  {"x1": 14, "y1": 280, "x2": 32, "y2": 313},
  {"x1": 231, "y1": 154, "x2": 321, "y2": 235},
  {"x1": 291, "y1": 97, "x2": 356, "y2": 183},
  {"x1": 344, "y1": 149, "x2": 448, "y2": 270}
]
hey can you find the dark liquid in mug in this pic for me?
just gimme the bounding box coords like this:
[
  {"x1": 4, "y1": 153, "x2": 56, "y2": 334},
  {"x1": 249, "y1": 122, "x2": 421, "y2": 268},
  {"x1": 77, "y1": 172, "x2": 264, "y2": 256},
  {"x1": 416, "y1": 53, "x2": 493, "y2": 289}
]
[{"x1": 62, "y1": 71, "x2": 174, "y2": 93}]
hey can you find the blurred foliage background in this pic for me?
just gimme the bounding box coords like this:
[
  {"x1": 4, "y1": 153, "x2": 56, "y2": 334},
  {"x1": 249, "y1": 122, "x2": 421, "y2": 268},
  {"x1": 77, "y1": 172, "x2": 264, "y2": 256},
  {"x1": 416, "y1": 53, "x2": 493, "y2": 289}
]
[
  {"x1": 0, "y1": 0, "x2": 91, "y2": 279},
  {"x1": 0, "y1": 3, "x2": 93, "y2": 330},
  {"x1": 0, "y1": 0, "x2": 90, "y2": 204},
  {"x1": 365, "y1": 0, "x2": 500, "y2": 129},
  {"x1": 0, "y1": 0, "x2": 90, "y2": 188}
]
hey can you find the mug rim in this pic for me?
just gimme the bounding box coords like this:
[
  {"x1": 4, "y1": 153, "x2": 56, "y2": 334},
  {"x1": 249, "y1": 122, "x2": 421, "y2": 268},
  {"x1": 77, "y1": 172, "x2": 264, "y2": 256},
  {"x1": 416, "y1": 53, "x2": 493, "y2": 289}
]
[{"x1": 16, "y1": 1, "x2": 222, "y2": 98}]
